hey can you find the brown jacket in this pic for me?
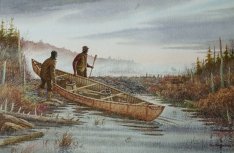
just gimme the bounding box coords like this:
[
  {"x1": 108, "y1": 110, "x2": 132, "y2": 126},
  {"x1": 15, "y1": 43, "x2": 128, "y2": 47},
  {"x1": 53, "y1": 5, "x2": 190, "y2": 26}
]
[
  {"x1": 73, "y1": 52, "x2": 87, "y2": 72},
  {"x1": 40, "y1": 57, "x2": 56, "y2": 81},
  {"x1": 73, "y1": 52, "x2": 91, "y2": 77}
]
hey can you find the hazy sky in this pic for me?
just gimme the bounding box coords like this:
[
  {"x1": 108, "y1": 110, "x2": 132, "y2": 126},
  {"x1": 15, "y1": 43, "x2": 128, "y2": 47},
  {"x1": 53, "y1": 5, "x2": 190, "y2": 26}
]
[{"x1": 0, "y1": 0, "x2": 234, "y2": 73}]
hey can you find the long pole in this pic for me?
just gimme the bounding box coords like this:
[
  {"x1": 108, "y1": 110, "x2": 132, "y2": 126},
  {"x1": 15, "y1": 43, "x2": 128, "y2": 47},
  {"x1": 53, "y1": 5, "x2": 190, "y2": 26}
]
[{"x1": 89, "y1": 55, "x2": 97, "y2": 77}]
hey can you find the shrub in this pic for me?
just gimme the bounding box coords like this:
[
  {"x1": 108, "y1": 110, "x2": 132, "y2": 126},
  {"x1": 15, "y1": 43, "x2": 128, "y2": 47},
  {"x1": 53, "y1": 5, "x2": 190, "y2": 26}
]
[{"x1": 197, "y1": 87, "x2": 234, "y2": 118}]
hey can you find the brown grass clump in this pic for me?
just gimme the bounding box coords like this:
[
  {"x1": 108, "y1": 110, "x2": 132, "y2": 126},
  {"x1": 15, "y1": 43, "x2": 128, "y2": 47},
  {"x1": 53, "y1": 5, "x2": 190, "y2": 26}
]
[
  {"x1": 197, "y1": 87, "x2": 234, "y2": 118},
  {"x1": 148, "y1": 76, "x2": 210, "y2": 102},
  {"x1": 58, "y1": 132, "x2": 73, "y2": 148},
  {"x1": 0, "y1": 85, "x2": 48, "y2": 114}
]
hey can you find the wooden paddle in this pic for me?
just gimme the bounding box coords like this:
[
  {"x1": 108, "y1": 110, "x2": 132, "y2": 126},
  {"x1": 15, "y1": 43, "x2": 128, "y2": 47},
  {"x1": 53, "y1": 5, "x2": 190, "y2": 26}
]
[{"x1": 89, "y1": 55, "x2": 97, "y2": 77}]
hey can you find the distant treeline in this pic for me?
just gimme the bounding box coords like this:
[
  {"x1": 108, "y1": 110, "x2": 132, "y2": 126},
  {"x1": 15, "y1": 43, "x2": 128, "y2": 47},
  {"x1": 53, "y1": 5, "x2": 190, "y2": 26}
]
[{"x1": 195, "y1": 39, "x2": 234, "y2": 76}]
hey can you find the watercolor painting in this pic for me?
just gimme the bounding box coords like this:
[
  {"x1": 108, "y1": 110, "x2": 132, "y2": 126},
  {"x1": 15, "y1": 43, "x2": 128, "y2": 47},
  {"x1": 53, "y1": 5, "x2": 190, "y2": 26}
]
[{"x1": 0, "y1": 0, "x2": 233, "y2": 153}]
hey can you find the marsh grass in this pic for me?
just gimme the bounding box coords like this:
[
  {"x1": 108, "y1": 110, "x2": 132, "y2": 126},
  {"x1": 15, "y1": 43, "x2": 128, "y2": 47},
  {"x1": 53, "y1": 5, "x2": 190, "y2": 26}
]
[
  {"x1": 0, "y1": 85, "x2": 48, "y2": 114},
  {"x1": 57, "y1": 132, "x2": 74, "y2": 148}
]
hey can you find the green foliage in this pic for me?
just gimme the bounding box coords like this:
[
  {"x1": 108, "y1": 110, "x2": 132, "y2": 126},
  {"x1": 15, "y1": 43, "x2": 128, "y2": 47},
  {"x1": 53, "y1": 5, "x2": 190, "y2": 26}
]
[
  {"x1": 216, "y1": 53, "x2": 221, "y2": 64},
  {"x1": 0, "y1": 18, "x2": 20, "y2": 60},
  {"x1": 223, "y1": 45, "x2": 230, "y2": 62},
  {"x1": 205, "y1": 46, "x2": 213, "y2": 70},
  {"x1": 196, "y1": 57, "x2": 202, "y2": 75}
]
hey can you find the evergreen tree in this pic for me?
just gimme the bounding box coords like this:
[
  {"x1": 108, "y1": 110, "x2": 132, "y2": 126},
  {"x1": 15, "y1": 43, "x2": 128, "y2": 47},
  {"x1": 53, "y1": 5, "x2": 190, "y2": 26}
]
[
  {"x1": 202, "y1": 59, "x2": 205, "y2": 68},
  {"x1": 230, "y1": 40, "x2": 234, "y2": 59},
  {"x1": 223, "y1": 44, "x2": 229, "y2": 62},
  {"x1": 0, "y1": 18, "x2": 20, "y2": 59},
  {"x1": 196, "y1": 57, "x2": 202, "y2": 75},
  {"x1": 231, "y1": 50, "x2": 234, "y2": 59},
  {"x1": 205, "y1": 46, "x2": 213, "y2": 70},
  {"x1": 8, "y1": 18, "x2": 15, "y2": 36},
  {"x1": 0, "y1": 20, "x2": 5, "y2": 36},
  {"x1": 0, "y1": 20, "x2": 6, "y2": 43},
  {"x1": 213, "y1": 46, "x2": 216, "y2": 63},
  {"x1": 216, "y1": 53, "x2": 221, "y2": 64}
]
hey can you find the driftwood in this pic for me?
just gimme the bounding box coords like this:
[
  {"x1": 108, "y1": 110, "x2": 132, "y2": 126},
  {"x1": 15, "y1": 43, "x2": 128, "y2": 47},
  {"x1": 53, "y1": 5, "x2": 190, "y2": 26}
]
[
  {"x1": 0, "y1": 113, "x2": 34, "y2": 133},
  {"x1": 1, "y1": 114, "x2": 34, "y2": 128},
  {"x1": 1, "y1": 122, "x2": 25, "y2": 132},
  {"x1": 0, "y1": 131, "x2": 44, "y2": 146},
  {"x1": 0, "y1": 101, "x2": 79, "y2": 125},
  {"x1": 1, "y1": 110, "x2": 79, "y2": 125}
]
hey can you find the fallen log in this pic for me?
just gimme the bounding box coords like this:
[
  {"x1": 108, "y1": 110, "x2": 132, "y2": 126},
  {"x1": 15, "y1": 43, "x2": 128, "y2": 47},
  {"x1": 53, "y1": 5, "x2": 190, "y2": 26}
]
[
  {"x1": 1, "y1": 122, "x2": 25, "y2": 132},
  {"x1": 0, "y1": 110, "x2": 79, "y2": 125},
  {"x1": 6, "y1": 111, "x2": 78, "y2": 125},
  {"x1": 0, "y1": 101, "x2": 79, "y2": 125},
  {"x1": 0, "y1": 131, "x2": 44, "y2": 146},
  {"x1": 1, "y1": 114, "x2": 34, "y2": 128}
]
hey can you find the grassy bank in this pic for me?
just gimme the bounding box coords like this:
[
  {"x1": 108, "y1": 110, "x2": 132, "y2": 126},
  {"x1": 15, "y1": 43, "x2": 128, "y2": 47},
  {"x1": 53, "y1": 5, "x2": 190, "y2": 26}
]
[{"x1": 146, "y1": 39, "x2": 234, "y2": 122}]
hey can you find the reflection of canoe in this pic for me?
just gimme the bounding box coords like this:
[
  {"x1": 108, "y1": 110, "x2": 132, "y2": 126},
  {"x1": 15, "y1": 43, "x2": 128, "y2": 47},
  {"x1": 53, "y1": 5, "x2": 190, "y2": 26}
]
[{"x1": 32, "y1": 59, "x2": 165, "y2": 121}]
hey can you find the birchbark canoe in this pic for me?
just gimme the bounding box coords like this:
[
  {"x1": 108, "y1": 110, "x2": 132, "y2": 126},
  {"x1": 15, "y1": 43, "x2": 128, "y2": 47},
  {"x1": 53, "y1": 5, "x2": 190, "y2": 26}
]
[{"x1": 31, "y1": 59, "x2": 165, "y2": 121}]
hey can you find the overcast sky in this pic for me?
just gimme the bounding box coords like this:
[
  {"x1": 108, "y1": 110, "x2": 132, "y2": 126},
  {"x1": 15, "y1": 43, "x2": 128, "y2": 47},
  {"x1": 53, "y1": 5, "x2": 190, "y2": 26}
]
[{"x1": 0, "y1": 0, "x2": 234, "y2": 73}]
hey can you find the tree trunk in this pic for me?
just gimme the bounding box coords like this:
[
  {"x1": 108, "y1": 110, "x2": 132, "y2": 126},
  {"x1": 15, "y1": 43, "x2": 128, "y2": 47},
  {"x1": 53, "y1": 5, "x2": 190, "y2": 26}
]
[
  {"x1": 220, "y1": 37, "x2": 225, "y2": 88},
  {"x1": 1, "y1": 61, "x2": 6, "y2": 85},
  {"x1": 211, "y1": 73, "x2": 215, "y2": 93}
]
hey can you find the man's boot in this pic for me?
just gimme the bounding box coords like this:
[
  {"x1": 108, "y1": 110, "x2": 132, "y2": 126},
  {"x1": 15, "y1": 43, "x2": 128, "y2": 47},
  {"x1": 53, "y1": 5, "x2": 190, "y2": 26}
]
[{"x1": 47, "y1": 91, "x2": 53, "y2": 101}]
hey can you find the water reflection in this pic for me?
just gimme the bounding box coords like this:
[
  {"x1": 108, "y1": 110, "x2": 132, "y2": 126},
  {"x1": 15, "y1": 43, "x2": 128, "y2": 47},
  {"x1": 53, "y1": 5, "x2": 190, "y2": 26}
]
[
  {"x1": 210, "y1": 126, "x2": 234, "y2": 153},
  {"x1": 1, "y1": 96, "x2": 233, "y2": 153}
]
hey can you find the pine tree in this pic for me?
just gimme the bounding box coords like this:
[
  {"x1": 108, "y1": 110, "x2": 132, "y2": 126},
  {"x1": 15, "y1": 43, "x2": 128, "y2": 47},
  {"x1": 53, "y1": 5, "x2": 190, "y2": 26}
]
[
  {"x1": 205, "y1": 46, "x2": 213, "y2": 70},
  {"x1": 213, "y1": 46, "x2": 216, "y2": 63},
  {"x1": 202, "y1": 59, "x2": 205, "y2": 68},
  {"x1": 231, "y1": 50, "x2": 234, "y2": 59},
  {"x1": 0, "y1": 20, "x2": 6, "y2": 43},
  {"x1": 216, "y1": 53, "x2": 221, "y2": 64},
  {"x1": 0, "y1": 20, "x2": 5, "y2": 35},
  {"x1": 223, "y1": 44, "x2": 229, "y2": 62},
  {"x1": 196, "y1": 57, "x2": 202, "y2": 75},
  {"x1": 8, "y1": 18, "x2": 15, "y2": 36},
  {"x1": 230, "y1": 40, "x2": 234, "y2": 59}
]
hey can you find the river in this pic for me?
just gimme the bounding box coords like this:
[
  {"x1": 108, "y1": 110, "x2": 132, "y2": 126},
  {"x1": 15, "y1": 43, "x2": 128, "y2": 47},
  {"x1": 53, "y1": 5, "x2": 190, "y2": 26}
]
[{"x1": 1, "y1": 95, "x2": 233, "y2": 153}]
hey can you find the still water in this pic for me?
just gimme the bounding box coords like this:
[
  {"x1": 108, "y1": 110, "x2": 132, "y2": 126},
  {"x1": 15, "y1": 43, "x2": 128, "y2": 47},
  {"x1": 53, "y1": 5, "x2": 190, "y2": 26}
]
[{"x1": 1, "y1": 96, "x2": 233, "y2": 153}]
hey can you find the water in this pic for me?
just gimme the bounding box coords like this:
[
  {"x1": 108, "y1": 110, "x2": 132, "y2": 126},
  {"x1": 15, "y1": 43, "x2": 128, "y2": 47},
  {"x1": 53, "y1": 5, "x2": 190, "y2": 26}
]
[{"x1": 1, "y1": 96, "x2": 233, "y2": 153}]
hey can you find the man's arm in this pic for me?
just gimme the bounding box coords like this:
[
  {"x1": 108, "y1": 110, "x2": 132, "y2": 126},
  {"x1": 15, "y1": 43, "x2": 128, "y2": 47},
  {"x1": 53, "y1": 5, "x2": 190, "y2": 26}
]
[
  {"x1": 73, "y1": 55, "x2": 79, "y2": 75},
  {"x1": 87, "y1": 63, "x2": 93, "y2": 69},
  {"x1": 73, "y1": 60, "x2": 77, "y2": 75}
]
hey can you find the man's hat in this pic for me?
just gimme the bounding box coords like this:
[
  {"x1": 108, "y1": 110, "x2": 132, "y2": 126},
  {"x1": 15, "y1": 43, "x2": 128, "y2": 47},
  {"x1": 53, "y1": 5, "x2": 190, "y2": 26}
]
[
  {"x1": 51, "y1": 50, "x2": 57, "y2": 59},
  {"x1": 82, "y1": 46, "x2": 89, "y2": 50}
]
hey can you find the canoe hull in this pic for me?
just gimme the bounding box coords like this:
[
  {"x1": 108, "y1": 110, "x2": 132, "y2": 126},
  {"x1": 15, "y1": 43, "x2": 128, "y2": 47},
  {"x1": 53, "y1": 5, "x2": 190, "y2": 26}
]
[
  {"x1": 32, "y1": 59, "x2": 164, "y2": 121},
  {"x1": 54, "y1": 85, "x2": 164, "y2": 121}
]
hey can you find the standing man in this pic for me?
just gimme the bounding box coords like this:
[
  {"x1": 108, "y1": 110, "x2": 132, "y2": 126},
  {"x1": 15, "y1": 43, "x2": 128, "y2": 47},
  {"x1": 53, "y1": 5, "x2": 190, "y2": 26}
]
[
  {"x1": 73, "y1": 46, "x2": 93, "y2": 77},
  {"x1": 39, "y1": 50, "x2": 57, "y2": 100}
]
